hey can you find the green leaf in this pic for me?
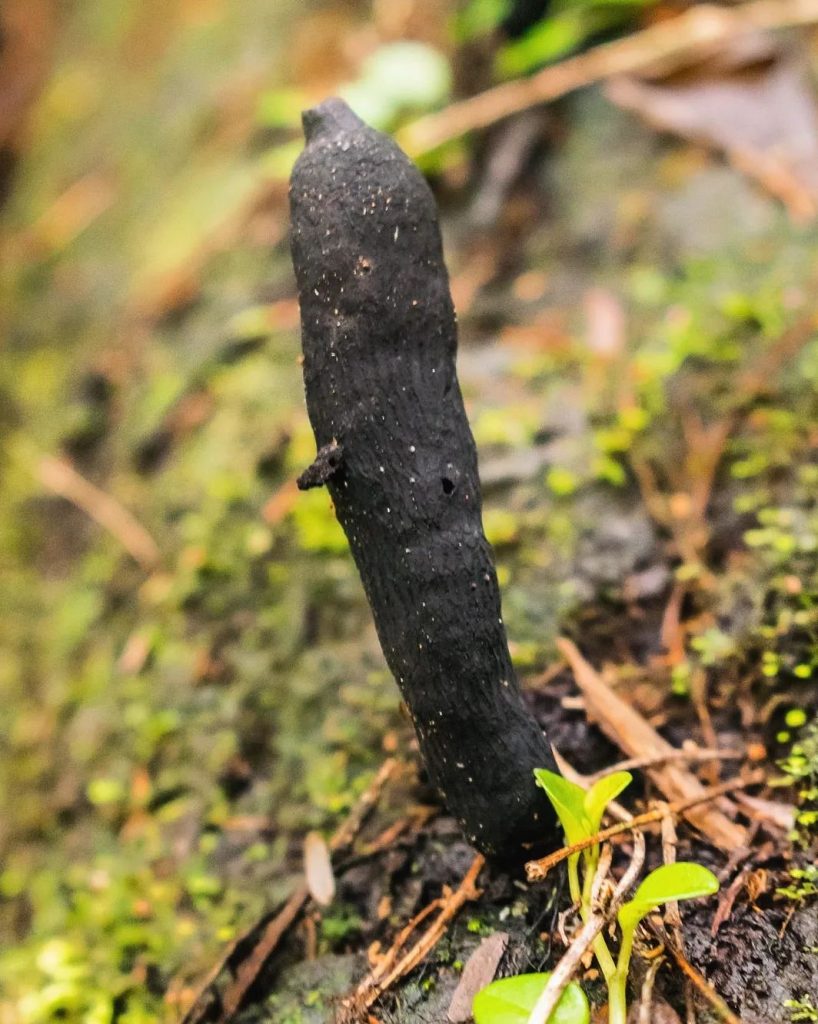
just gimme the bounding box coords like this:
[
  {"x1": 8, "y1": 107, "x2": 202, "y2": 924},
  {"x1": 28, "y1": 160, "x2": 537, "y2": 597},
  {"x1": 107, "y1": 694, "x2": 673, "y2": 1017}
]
[
  {"x1": 534, "y1": 768, "x2": 590, "y2": 845},
  {"x1": 455, "y1": 0, "x2": 513, "y2": 43},
  {"x1": 496, "y1": 0, "x2": 655, "y2": 77},
  {"x1": 497, "y1": 11, "x2": 587, "y2": 77},
  {"x1": 618, "y1": 863, "x2": 719, "y2": 930},
  {"x1": 473, "y1": 973, "x2": 590, "y2": 1024},
  {"x1": 583, "y1": 771, "x2": 632, "y2": 835},
  {"x1": 341, "y1": 42, "x2": 452, "y2": 131},
  {"x1": 361, "y1": 42, "x2": 451, "y2": 113}
]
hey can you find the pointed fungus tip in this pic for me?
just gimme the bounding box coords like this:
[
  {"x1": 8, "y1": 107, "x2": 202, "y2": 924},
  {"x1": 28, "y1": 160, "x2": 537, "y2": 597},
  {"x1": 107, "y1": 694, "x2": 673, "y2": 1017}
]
[{"x1": 302, "y1": 98, "x2": 365, "y2": 143}]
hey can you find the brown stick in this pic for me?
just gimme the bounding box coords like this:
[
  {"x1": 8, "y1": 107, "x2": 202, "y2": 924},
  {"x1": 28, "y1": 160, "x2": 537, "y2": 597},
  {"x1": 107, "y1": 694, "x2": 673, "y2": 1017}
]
[
  {"x1": 525, "y1": 773, "x2": 759, "y2": 881},
  {"x1": 555, "y1": 754, "x2": 742, "y2": 1021},
  {"x1": 653, "y1": 923, "x2": 744, "y2": 1024},
  {"x1": 558, "y1": 638, "x2": 747, "y2": 850},
  {"x1": 527, "y1": 854, "x2": 615, "y2": 1024},
  {"x1": 38, "y1": 455, "x2": 160, "y2": 570},
  {"x1": 637, "y1": 954, "x2": 666, "y2": 1024},
  {"x1": 531, "y1": 831, "x2": 650, "y2": 1024},
  {"x1": 662, "y1": 813, "x2": 698, "y2": 1022},
  {"x1": 340, "y1": 854, "x2": 485, "y2": 1019},
  {"x1": 218, "y1": 884, "x2": 308, "y2": 1022},
  {"x1": 400, "y1": 0, "x2": 818, "y2": 155},
  {"x1": 581, "y1": 747, "x2": 745, "y2": 784},
  {"x1": 329, "y1": 759, "x2": 403, "y2": 853}
]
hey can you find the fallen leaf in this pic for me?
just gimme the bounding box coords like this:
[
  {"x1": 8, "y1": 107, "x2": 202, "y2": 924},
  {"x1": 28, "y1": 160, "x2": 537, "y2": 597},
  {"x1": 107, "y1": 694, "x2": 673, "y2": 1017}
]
[
  {"x1": 447, "y1": 932, "x2": 509, "y2": 1023},
  {"x1": 734, "y1": 792, "x2": 795, "y2": 830},
  {"x1": 627, "y1": 996, "x2": 682, "y2": 1024},
  {"x1": 607, "y1": 39, "x2": 818, "y2": 220},
  {"x1": 303, "y1": 831, "x2": 335, "y2": 907}
]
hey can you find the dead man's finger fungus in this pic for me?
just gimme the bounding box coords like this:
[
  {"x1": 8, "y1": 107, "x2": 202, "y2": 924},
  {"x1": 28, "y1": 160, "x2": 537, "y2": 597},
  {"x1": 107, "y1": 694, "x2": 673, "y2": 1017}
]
[{"x1": 289, "y1": 98, "x2": 557, "y2": 861}]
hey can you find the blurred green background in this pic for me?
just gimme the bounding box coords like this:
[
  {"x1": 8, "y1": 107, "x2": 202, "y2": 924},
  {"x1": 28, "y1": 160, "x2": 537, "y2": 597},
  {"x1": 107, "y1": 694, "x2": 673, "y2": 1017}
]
[{"x1": 3, "y1": 1, "x2": 818, "y2": 1022}]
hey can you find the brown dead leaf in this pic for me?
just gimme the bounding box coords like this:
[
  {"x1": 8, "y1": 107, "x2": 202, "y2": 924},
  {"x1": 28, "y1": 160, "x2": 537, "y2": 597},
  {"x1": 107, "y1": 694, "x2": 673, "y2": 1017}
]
[
  {"x1": 734, "y1": 791, "x2": 795, "y2": 830},
  {"x1": 746, "y1": 867, "x2": 769, "y2": 903},
  {"x1": 627, "y1": 997, "x2": 682, "y2": 1024},
  {"x1": 303, "y1": 831, "x2": 335, "y2": 907},
  {"x1": 447, "y1": 932, "x2": 509, "y2": 1023},
  {"x1": 712, "y1": 864, "x2": 752, "y2": 935},
  {"x1": 607, "y1": 40, "x2": 818, "y2": 220},
  {"x1": 118, "y1": 631, "x2": 152, "y2": 674}
]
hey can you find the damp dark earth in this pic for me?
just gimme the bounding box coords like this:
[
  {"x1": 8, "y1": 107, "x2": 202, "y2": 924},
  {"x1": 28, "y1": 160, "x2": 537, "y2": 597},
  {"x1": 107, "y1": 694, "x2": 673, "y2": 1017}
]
[{"x1": 3, "y1": 3, "x2": 818, "y2": 1024}]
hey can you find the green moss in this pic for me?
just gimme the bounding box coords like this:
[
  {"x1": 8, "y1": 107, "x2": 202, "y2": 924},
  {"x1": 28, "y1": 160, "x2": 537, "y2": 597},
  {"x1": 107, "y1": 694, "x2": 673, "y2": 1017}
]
[
  {"x1": 5, "y1": 5, "x2": 818, "y2": 1020},
  {"x1": 545, "y1": 467, "x2": 579, "y2": 498},
  {"x1": 785, "y1": 997, "x2": 818, "y2": 1022},
  {"x1": 319, "y1": 906, "x2": 363, "y2": 946}
]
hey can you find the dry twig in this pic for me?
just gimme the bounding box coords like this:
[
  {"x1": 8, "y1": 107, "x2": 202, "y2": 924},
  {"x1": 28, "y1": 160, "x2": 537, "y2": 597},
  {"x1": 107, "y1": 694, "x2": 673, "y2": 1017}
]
[
  {"x1": 525, "y1": 773, "x2": 759, "y2": 882},
  {"x1": 662, "y1": 814, "x2": 697, "y2": 1023},
  {"x1": 651, "y1": 922, "x2": 743, "y2": 1024},
  {"x1": 340, "y1": 854, "x2": 485, "y2": 1020},
  {"x1": 400, "y1": 0, "x2": 818, "y2": 155},
  {"x1": 530, "y1": 831, "x2": 647, "y2": 1024},
  {"x1": 711, "y1": 865, "x2": 753, "y2": 937},
  {"x1": 638, "y1": 953, "x2": 667, "y2": 1024},
  {"x1": 582, "y1": 747, "x2": 744, "y2": 784},
  {"x1": 558, "y1": 638, "x2": 747, "y2": 850},
  {"x1": 217, "y1": 884, "x2": 308, "y2": 1023},
  {"x1": 544, "y1": 758, "x2": 742, "y2": 1022},
  {"x1": 38, "y1": 455, "x2": 160, "y2": 570},
  {"x1": 529, "y1": 845, "x2": 612, "y2": 1024}
]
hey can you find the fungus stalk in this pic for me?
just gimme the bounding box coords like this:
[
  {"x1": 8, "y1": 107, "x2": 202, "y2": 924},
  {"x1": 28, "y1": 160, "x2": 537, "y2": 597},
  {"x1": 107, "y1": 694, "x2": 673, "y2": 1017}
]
[{"x1": 289, "y1": 98, "x2": 557, "y2": 860}]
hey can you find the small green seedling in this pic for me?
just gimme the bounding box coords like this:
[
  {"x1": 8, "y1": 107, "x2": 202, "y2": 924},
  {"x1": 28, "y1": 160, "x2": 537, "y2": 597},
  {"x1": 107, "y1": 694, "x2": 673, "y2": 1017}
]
[
  {"x1": 609, "y1": 861, "x2": 719, "y2": 1022},
  {"x1": 534, "y1": 768, "x2": 632, "y2": 880},
  {"x1": 473, "y1": 972, "x2": 589, "y2": 1024},
  {"x1": 474, "y1": 768, "x2": 719, "y2": 1024},
  {"x1": 534, "y1": 769, "x2": 633, "y2": 985},
  {"x1": 536, "y1": 767, "x2": 718, "y2": 1024}
]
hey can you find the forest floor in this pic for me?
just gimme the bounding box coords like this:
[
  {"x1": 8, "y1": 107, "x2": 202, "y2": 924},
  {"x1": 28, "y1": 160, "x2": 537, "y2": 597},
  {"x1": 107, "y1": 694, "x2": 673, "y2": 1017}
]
[{"x1": 2, "y1": 3, "x2": 818, "y2": 1024}]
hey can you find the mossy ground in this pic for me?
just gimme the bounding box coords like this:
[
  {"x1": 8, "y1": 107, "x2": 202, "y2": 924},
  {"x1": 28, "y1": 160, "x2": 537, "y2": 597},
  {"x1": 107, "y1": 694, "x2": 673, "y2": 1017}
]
[{"x1": 3, "y1": 4, "x2": 818, "y2": 1023}]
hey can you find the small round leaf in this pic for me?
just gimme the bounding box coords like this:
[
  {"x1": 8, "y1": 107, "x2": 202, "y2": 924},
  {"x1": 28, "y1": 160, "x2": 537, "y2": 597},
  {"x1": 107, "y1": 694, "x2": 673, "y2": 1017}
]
[
  {"x1": 618, "y1": 862, "x2": 719, "y2": 930},
  {"x1": 473, "y1": 973, "x2": 590, "y2": 1024}
]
